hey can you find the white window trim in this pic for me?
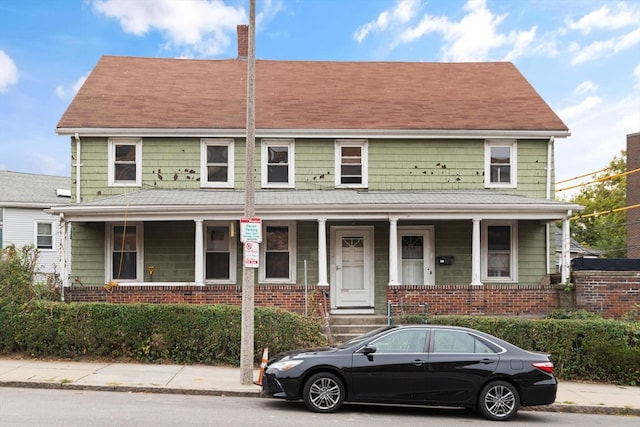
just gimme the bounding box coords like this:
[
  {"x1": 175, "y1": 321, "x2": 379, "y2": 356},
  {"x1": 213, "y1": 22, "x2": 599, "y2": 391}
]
[
  {"x1": 200, "y1": 138, "x2": 235, "y2": 188},
  {"x1": 107, "y1": 138, "x2": 142, "y2": 187},
  {"x1": 35, "y1": 220, "x2": 55, "y2": 251},
  {"x1": 484, "y1": 140, "x2": 517, "y2": 188},
  {"x1": 335, "y1": 139, "x2": 368, "y2": 188},
  {"x1": 481, "y1": 220, "x2": 518, "y2": 282},
  {"x1": 105, "y1": 222, "x2": 144, "y2": 283},
  {"x1": 397, "y1": 226, "x2": 434, "y2": 285},
  {"x1": 259, "y1": 221, "x2": 297, "y2": 284},
  {"x1": 261, "y1": 139, "x2": 295, "y2": 188},
  {"x1": 204, "y1": 222, "x2": 237, "y2": 284}
]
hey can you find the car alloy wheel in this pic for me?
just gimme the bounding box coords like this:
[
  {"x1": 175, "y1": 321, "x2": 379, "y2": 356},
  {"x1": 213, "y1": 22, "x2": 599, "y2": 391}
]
[
  {"x1": 303, "y1": 372, "x2": 345, "y2": 413},
  {"x1": 478, "y1": 380, "x2": 519, "y2": 421}
]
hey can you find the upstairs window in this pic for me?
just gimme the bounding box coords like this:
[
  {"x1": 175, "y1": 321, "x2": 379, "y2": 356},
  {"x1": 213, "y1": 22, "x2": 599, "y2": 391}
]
[
  {"x1": 36, "y1": 222, "x2": 53, "y2": 250},
  {"x1": 201, "y1": 139, "x2": 234, "y2": 188},
  {"x1": 485, "y1": 140, "x2": 517, "y2": 188},
  {"x1": 261, "y1": 139, "x2": 294, "y2": 188},
  {"x1": 482, "y1": 221, "x2": 518, "y2": 282},
  {"x1": 108, "y1": 138, "x2": 142, "y2": 186},
  {"x1": 335, "y1": 139, "x2": 368, "y2": 188}
]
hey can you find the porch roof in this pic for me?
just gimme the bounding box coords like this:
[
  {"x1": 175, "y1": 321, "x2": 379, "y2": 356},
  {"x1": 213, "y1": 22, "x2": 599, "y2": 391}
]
[{"x1": 51, "y1": 189, "x2": 581, "y2": 222}]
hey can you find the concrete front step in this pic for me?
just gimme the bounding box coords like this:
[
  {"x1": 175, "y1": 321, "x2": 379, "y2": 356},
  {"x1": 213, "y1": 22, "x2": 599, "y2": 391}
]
[{"x1": 330, "y1": 315, "x2": 388, "y2": 344}]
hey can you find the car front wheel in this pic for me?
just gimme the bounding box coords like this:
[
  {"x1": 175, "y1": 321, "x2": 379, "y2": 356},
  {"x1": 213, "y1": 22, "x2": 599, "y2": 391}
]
[
  {"x1": 478, "y1": 380, "x2": 519, "y2": 421},
  {"x1": 302, "y1": 372, "x2": 345, "y2": 413}
]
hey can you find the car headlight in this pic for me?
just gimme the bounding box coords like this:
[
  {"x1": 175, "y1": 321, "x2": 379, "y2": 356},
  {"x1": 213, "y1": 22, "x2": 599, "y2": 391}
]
[{"x1": 270, "y1": 359, "x2": 304, "y2": 371}]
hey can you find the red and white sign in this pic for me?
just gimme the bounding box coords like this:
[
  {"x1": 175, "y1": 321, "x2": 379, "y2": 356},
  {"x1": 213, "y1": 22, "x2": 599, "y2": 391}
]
[
  {"x1": 244, "y1": 242, "x2": 259, "y2": 268},
  {"x1": 240, "y1": 217, "x2": 262, "y2": 243}
]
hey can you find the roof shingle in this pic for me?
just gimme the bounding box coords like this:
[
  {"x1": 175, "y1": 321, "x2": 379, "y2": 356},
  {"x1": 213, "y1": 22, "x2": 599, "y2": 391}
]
[{"x1": 57, "y1": 56, "x2": 568, "y2": 133}]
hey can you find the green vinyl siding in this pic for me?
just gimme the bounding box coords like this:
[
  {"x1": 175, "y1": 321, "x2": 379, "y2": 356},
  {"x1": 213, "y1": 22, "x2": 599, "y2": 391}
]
[
  {"x1": 433, "y1": 221, "x2": 473, "y2": 284},
  {"x1": 73, "y1": 137, "x2": 551, "y2": 199},
  {"x1": 369, "y1": 140, "x2": 485, "y2": 190},
  {"x1": 517, "y1": 221, "x2": 549, "y2": 283},
  {"x1": 70, "y1": 223, "x2": 105, "y2": 286},
  {"x1": 144, "y1": 221, "x2": 195, "y2": 282}
]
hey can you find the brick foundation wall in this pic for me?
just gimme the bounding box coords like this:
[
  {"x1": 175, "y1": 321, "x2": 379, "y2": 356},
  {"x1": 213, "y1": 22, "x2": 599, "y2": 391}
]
[
  {"x1": 573, "y1": 271, "x2": 640, "y2": 318},
  {"x1": 64, "y1": 284, "x2": 321, "y2": 315},
  {"x1": 63, "y1": 274, "x2": 639, "y2": 319},
  {"x1": 386, "y1": 284, "x2": 558, "y2": 317}
]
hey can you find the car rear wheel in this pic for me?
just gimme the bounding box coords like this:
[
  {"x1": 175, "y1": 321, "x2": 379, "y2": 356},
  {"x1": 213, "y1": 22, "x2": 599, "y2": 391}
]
[
  {"x1": 302, "y1": 372, "x2": 345, "y2": 413},
  {"x1": 478, "y1": 380, "x2": 519, "y2": 421}
]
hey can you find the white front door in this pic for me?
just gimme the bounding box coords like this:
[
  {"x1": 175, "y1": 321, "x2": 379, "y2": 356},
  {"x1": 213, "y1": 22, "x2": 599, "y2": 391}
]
[{"x1": 331, "y1": 227, "x2": 374, "y2": 310}]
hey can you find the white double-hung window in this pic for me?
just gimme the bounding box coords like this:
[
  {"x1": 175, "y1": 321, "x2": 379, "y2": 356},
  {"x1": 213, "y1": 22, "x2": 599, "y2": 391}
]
[
  {"x1": 261, "y1": 139, "x2": 294, "y2": 188},
  {"x1": 335, "y1": 139, "x2": 368, "y2": 188},
  {"x1": 482, "y1": 221, "x2": 518, "y2": 282},
  {"x1": 485, "y1": 140, "x2": 517, "y2": 188},
  {"x1": 201, "y1": 138, "x2": 234, "y2": 188},
  {"x1": 108, "y1": 138, "x2": 142, "y2": 186}
]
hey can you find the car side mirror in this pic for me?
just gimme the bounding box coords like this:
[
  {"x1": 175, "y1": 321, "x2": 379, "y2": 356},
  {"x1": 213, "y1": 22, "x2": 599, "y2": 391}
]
[{"x1": 361, "y1": 345, "x2": 377, "y2": 355}]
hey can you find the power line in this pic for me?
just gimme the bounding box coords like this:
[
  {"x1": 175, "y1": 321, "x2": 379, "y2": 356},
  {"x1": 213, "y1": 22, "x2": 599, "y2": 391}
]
[
  {"x1": 556, "y1": 167, "x2": 640, "y2": 193},
  {"x1": 555, "y1": 167, "x2": 609, "y2": 185},
  {"x1": 571, "y1": 203, "x2": 640, "y2": 220}
]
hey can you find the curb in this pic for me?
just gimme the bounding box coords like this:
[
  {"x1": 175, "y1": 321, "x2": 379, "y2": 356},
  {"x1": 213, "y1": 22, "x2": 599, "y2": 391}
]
[
  {"x1": 1, "y1": 381, "x2": 637, "y2": 416},
  {"x1": 0, "y1": 381, "x2": 262, "y2": 398}
]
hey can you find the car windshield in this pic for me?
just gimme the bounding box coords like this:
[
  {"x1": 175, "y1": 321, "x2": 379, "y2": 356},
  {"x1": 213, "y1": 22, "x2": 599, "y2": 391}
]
[{"x1": 336, "y1": 325, "x2": 396, "y2": 349}]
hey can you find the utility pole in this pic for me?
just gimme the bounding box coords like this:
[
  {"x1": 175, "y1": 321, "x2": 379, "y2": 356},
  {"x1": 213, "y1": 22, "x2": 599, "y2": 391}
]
[{"x1": 240, "y1": 0, "x2": 256, "y2": 386}]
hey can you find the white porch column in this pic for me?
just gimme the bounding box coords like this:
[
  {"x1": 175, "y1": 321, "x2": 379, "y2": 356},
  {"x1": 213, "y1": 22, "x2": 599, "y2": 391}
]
[
  {"x1": 317, "y1": 218, "x2": 329, "y2": 286},
  {"x1": 388, "y1": 217, "x2": 399, "y2": 286},
  {"x1": 471, "y1": 218, "x2": 482, "y2": 286},
  {"x1": 561, "y1": 212, "x2": 571, "y2": 284},
  {"x1": 194, "y1": 219, "x2": 204, "y2": 286}
]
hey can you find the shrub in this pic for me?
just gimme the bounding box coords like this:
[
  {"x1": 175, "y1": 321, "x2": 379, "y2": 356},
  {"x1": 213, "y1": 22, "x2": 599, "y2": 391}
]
[
  {"x1": 0, "y1": 301, "x2": 327, "y2": 365},
  {"x1": 0, "y1": 245, "x2": 37, "y2": 303},
  {"x1": 399, "y1": 314, "x2": 640, "y2": 385}
]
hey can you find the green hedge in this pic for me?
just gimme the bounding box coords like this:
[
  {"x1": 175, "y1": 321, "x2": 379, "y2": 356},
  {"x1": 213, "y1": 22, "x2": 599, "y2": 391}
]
[
  {"x1": 0, "y1": 301, "x2": 327, "y2": 365},
  {"x1": 401, "y1": 314, "x2": 640, "y2": 385}
]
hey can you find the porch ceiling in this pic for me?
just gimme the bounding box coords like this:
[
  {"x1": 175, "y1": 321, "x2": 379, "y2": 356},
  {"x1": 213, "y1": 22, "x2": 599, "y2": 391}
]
[{"x1": 50, "y1": 189, "x2": 582, "y2": 222}]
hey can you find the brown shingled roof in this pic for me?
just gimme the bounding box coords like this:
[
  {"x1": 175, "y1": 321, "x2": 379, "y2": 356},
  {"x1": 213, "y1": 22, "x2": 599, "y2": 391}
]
[{"x1": 57, "y1": 55, "x2": 567, "y2": 132}]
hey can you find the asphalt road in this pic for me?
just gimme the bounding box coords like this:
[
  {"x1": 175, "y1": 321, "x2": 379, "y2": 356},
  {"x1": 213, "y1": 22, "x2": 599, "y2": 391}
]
[{"x1": 0, "y1": 387, "x2": 637, "y2": 427}]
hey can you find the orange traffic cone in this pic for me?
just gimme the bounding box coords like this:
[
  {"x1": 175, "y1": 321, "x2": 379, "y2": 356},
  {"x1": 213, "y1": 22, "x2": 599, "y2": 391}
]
[{"x1": 254, "y1": 347, "x2": 269, "y2": 386}]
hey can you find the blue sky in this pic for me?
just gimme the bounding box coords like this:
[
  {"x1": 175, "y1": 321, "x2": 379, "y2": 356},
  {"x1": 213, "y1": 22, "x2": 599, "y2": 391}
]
[{"x1": 1, "y1": 0, "x2": 639, "y2": 193}]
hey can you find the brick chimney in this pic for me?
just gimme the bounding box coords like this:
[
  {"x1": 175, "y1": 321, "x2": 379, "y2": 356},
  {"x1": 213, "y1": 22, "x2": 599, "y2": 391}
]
[{"x1": 237, "y1": 24, "x2": 248, "y2": 59}]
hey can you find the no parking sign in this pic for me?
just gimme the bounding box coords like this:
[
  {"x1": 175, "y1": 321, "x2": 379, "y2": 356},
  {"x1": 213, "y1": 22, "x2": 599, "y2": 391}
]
[{"x1": 244, "y1": 241, "x2": 259, "y2": 268}]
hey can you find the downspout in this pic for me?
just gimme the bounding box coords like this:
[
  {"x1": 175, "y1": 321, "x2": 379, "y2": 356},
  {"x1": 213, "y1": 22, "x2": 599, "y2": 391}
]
[
  {"x1": 545, "y1": 137, "x2": 554, "y2": 275},
  {"x1": 58, "y1": 213, "x2": 67, "y2": 300},
  {"x1": 74, "y1": 133, "x2": 81, "y2": 203}
]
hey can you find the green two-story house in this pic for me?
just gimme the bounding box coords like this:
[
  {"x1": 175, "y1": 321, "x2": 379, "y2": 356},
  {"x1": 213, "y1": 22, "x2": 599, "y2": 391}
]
[{"x1": 52, "y1": 26, "x2": 580, "y2": 316}]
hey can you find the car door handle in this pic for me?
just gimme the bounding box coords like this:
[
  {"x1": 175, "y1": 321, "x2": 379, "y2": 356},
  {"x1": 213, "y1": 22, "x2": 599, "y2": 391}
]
[
  {"x1": 480, "y1": 358, "x2": 495, "y2": 364},
  {"x1": 412, "y1": 359, "x2": 425, "y2": 367}
]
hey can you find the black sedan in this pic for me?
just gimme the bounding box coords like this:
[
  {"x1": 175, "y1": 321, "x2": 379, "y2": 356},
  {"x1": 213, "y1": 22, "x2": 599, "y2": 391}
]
[{"x1": 261, "y1": 325, "x2": 557, "y2": 421}]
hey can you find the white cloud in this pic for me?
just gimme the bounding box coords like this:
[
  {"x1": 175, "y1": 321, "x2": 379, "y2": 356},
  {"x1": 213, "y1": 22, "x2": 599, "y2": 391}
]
[
  {"x1": 0, "y1": 50, "x2": 18, "y2": 93},
  {"x1": 354, "y1": 0, "x2": 419, "y2": 43},
  {"x1": 92, "y1": 0, "x2": 247, "y2": 57},
  {"x1": 566, "y1": 3, "x2": 640, "y2": 34},
  {"x1": 575, "y1": 81, "x2": 597, "y2": 95},
  {"x1": 55, "y1": 74, "x2": 87, "y2": 100},
  {"x1": 367, "y1": 0, "x2": 536, "y2": 62},
  {"x1": 557, "y1": 96, "x2": 602, "y2": 121},
  {"x1": 570, "y1": 27, "x2": 640, "y2": 65}
]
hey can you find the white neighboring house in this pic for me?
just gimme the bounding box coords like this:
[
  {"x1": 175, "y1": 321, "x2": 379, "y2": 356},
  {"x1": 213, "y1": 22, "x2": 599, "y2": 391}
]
[{"x1": 0, "y1": 171, "x2": 70, "y2": 282}]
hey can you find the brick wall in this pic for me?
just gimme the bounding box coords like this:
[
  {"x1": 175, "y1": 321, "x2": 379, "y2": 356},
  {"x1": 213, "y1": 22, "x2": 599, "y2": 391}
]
[
  {"x1": 573, "y1": 270, "x2": 640, "y2": 318},
  {"x1": 628, "y1": 132, "x2": 640, "y2": 258},
  {"x1": 64, "y1": 274, "x2": 639, "y2": 319},
  {"x1": 386, "y1": 284, "x2": 558, "y2": 317}
]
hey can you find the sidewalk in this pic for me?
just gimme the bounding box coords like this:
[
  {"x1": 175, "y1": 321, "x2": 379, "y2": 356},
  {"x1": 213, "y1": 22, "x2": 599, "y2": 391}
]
[{"x1": 0, "y1": 358, "x2": 638, "y2": 416}]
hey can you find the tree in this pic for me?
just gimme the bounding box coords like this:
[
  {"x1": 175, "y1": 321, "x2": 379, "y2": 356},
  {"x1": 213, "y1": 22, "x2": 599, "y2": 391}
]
[{"x1": 569, "y1": 151, "x2": 627, "y2": 258}]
